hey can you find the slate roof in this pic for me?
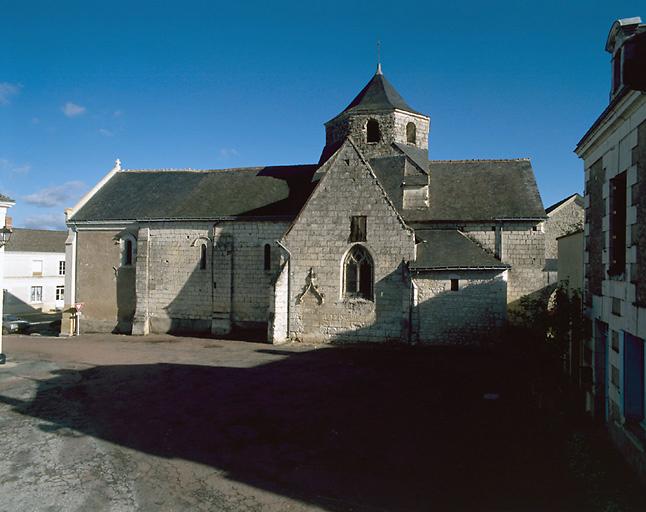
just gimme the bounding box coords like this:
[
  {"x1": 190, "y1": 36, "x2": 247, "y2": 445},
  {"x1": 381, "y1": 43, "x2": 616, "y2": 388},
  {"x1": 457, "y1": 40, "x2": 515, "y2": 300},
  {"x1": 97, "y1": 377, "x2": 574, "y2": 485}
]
[
  {"x1": 0, "y1": 193, "x2": 14, "y2": 202},
  {"x1": 72, "y1": 165, "x2": 319, "y2": 222},
  {"x1": 5, "y1": 228, "x2": 67, "y2": 253},
  {"x1": 545, "y1": 193, "x2": 584, "y2": 214},
  {"x1": 339, "y1": 70, "x2": 423, "y2": 117},
  {"x1": 393, "y1": 143, "x2": 429, "y2": 174},
  {"x1": 405, "y1": 159, "x2": 546, "y2": 222},
  {"x1": 411, "y1": 230, "x2": 509, "y2": 270}
]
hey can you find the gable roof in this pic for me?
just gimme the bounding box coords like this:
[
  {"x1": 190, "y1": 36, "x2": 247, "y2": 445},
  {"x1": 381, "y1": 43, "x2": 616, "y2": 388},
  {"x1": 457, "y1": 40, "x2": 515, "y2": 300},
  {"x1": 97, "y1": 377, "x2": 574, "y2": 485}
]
[
  {"x1": 338, "y1": 69, "x2": 423, "y2": 117},
  {"x1": 5, "y1": 228, "x2": 66, "y2": 253},
  {"x1": 71, "y1": 165, "x2": 319, "y2": 222},
  {"x1": 411, "y1": 230, "x2": 508, "y2": 270},
  {"x1": 405, "y1": 159, "x2": 545, "y2": 222},
  {"x1": 545, "y1": 193, "x2": 584, "y2": 214},
  {"x1": 393, "y1": 143, "x2": 429, "y2": 174}
]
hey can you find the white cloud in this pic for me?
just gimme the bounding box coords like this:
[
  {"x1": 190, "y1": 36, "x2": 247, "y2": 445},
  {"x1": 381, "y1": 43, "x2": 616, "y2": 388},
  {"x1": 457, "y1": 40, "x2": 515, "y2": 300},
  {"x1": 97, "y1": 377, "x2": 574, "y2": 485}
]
[
  {"x1": 22, "y1": 212, "x2": 66, "y2": 230},
  {"x1": 0, "y1": 158, "x2": 31, "y2": 176},
  {"x1": 23, "y1": 181, "x2": 86, "y2": 208},
  {"x1": 113, "y1": 109, "x2": 124, "y2": 118},
  {"x1": 62, "y1": 102, "x2": 86, "y2": 117},
  {"x1": 99, "y1": 128, "x2": 113, "y2": 137},
  {"x1": 0, "y1": 82, "x2": 21, "y2": 106},
  {"x1": 219, "y1": 148, "x2": 239, "y2": 158}
]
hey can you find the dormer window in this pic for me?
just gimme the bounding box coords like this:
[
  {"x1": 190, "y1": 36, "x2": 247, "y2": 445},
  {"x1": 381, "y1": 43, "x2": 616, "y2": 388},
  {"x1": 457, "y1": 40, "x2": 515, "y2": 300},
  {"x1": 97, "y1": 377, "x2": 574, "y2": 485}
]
[
  {"x1": 366, "y1": 119, "x2": 381, "y2": 143},
  {"x1": 406, "y1": 122, "x2": 416, "y2": 144}
]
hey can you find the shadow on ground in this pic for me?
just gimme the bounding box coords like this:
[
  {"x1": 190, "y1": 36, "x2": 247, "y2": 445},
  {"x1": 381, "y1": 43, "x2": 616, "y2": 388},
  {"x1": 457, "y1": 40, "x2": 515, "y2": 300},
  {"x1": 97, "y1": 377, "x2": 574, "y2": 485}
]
[{"x1": 1, "y1": 345, "x2": 644, "y2": 511}]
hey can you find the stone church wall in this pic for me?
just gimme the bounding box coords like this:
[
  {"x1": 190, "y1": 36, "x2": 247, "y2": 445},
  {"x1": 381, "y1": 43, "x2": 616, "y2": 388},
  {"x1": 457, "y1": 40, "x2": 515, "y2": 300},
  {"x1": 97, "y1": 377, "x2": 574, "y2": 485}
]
[
  {"x1": 132, "y1": 220, "x2": 288, "y2": 336},
  {"x1": 413, "y1": 270, "x2": 507, "y2": 344},
  {"x1": 75, "y1": 228, "x2": 137, "y2": 333},
  {"x1": 282, "y1": 142, "x2": 416, "y2": 343}
]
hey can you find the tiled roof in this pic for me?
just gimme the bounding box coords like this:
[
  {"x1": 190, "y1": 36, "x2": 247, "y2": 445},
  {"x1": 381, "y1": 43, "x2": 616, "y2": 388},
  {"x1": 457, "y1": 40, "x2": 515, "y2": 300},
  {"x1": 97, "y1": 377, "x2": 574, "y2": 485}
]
[
  {"x1": 339, "y1": 71, "x2": 423, "y2": 116},
  {"x1": 71, "y1": 165, "x2": 319, "y2": 222},
  {"x1": 545, "y1": 193, "x2": 584, "y2": 214},
  {"x1": 5, "y1": 228, "x2": 67, "y2": 253},
  {"x1": 411, "y1": 230, "x2": 508, "y2": 270}
]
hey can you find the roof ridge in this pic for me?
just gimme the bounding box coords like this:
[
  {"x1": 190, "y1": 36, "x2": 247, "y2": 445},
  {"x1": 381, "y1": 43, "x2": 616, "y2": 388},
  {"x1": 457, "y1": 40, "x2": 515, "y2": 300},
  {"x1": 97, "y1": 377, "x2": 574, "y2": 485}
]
[
  {"x1": 429, "y1": 158, "x2": 530, "y2": 163},
  {"x1": 123, "y1": 164, "x2": 317, "y2": 173}
]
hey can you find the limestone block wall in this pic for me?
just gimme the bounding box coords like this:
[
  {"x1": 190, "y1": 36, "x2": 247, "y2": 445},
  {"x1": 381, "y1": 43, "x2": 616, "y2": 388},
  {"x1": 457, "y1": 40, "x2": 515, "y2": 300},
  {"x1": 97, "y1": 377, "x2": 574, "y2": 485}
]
[
  {"x1": 134, "y1": 220, "x2": 289, "y2": 335},
  {"x1": 545, "y1": 200, "x2": 584, "y2": 261},
  {"x1": 413, "y1": 270, "x2": 507, "y2": 344},
  {"x1": 283, "y1": 142, "x2": 416, "y2": 343},
  {"x1": 501, "y1": 223, "x2": 546, "y2": 303}
]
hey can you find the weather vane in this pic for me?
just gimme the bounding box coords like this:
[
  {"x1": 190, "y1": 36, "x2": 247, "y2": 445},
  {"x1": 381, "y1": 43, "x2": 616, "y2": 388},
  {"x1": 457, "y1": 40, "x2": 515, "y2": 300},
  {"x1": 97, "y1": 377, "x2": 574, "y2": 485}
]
[{"x1": 376, "y1": 40, "x2": 382, "y2": 74}]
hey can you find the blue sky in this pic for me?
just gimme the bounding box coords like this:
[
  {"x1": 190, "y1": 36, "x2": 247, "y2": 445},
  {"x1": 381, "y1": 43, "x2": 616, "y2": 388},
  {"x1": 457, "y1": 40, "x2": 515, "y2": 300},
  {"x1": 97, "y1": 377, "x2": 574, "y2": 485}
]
[{"x1": 0, "y1": 1, "x2": 643, "y2": 229}]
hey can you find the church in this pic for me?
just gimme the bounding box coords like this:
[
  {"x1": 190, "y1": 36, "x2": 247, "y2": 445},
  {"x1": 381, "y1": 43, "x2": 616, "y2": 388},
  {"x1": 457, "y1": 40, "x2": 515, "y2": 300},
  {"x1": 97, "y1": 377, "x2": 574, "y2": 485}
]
[{"x1": 61, "y1": 65, "x2": 547, "y2": 343}]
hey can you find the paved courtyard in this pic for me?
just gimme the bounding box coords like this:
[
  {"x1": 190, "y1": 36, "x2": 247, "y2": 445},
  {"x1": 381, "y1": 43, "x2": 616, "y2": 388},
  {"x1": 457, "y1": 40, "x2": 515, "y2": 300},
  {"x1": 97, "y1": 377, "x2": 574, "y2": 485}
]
[{"x1": 0, "y1": 334, "x2": 644, "y2": 511}]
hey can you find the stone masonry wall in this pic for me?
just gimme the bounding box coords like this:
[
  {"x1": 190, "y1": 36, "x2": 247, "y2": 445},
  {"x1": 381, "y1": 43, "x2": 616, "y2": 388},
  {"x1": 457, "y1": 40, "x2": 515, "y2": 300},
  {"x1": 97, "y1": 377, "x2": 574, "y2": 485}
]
[
  {"x1": 502, "y1": 222, "x2": 546, "y2": 303},
  {"x1": 325, "y1": 110, "x2": 430, "y2": 161},
  {"x1": 134, "y1": 220, "x2": 288, "y2": 335},
  {"x1": 545, "y1": 200, "x2": 584, "y2": 261},
  {"x1": 413, "y1": 270, "x2": 507, "y2": 344},
  {"x1": 283, "y1": 141, "x2": 416, "y2": 343}
]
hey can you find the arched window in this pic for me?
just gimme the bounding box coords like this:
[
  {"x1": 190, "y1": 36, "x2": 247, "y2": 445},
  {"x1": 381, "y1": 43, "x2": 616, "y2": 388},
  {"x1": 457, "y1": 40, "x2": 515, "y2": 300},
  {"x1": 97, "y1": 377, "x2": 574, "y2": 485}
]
[
  {"x1": 366, "y1": 119, "x2": 381, "y2": 143},
  {"x1": 264, "y1": 243, "x2": 271, "y2": 271},
  {"x1": 199, "y1": 243, "x2": 207, "y2": 270},
  {"x1": 406, "y1": 122, "x2": 416, "y2": 144},
  {"x1": 343, "y1": 245, "x2": 374, "y2": 300},
  {"x1": 121, "y1": 236, "x2": 136, "y2": 267}
]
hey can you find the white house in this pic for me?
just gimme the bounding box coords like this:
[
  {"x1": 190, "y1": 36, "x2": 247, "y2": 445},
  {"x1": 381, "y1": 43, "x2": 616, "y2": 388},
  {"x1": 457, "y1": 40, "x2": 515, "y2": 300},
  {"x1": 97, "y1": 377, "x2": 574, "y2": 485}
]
[{"x1": 4, "y1": 228, "x2": 67, "y2": 314}]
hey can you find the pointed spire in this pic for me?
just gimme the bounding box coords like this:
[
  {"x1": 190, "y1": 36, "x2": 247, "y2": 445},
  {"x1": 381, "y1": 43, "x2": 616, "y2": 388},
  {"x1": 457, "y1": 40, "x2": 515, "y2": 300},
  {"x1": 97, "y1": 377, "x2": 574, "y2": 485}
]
[
  {"x1": 376, "y1": 40, "x2": 382, "y2": 75},
  {"x1": 376, "y1": 62, "x2": 382, "y2": 75}
]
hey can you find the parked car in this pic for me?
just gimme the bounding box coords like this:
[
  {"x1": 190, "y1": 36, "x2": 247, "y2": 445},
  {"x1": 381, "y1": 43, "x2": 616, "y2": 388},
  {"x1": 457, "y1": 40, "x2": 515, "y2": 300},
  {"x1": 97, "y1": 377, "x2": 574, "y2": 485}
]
[{"x1": 2, "y1": 314, "x2": 30, "y2": 334}]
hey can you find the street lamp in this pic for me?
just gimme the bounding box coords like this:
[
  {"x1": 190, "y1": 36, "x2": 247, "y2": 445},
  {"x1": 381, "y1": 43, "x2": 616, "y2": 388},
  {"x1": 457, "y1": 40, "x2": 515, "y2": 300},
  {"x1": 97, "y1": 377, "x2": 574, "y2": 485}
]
[{"x1": 0, "y1": 219, "x2": 13, "y2": 365}]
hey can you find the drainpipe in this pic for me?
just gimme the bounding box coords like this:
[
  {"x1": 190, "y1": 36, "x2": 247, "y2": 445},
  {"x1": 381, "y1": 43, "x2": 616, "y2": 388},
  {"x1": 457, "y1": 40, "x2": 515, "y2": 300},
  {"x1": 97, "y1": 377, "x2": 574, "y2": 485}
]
[{"x1": 276, "y1": 240, "x2": 291, "y2": 338}]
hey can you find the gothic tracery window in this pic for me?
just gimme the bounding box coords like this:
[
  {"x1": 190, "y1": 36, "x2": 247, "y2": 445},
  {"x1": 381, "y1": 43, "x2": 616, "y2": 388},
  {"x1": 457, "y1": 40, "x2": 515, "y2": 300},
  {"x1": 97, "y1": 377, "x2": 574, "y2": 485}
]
[{"x1": 343, "y1": 245, "x2": 374, "y2": 300}]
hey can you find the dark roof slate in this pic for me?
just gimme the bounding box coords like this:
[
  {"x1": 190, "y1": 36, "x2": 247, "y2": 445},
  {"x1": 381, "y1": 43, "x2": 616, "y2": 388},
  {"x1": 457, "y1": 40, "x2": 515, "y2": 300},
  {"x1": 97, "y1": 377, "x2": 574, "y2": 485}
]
[
  {"x1": 405, "y1": 159, "x2": 545, "y2": 222},
  {"x1": 545, "y1": 193, "x2": 584, "y2": 214},
  {"x1": 393, "y1": 143, "x2": 429, "y2": 174},
  {"x1": 411, "y1": 230, "x2": 508, "y2": 270},
  {"x1": 340, "y1": 72, "x2": 422, "y2": 116},
  {"x1": 6, "y1": 228, "x2": 66, "y2": 253},
  {"x1": 72, "y1": 165, "x2": 319, "y2": 222}
]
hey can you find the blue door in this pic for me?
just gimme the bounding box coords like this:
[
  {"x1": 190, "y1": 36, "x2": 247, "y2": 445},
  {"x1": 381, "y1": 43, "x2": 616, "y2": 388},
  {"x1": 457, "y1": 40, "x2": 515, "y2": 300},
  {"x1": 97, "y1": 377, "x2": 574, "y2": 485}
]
[{"x1": 623, "y1": 332, "x2": 645, "y2": 422}]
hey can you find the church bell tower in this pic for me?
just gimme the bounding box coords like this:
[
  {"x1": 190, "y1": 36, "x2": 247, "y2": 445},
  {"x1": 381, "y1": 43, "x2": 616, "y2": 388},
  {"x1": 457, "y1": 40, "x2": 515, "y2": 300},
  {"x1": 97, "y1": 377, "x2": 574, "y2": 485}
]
[{"x1": 321, "y1": 64, "x2": 430, "y2": 162}]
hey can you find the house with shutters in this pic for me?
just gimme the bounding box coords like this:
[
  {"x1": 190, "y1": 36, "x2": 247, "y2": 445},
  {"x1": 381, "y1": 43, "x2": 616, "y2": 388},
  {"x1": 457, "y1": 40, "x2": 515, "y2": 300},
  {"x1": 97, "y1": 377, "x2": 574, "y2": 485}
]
[
  {"x1": 61, "y1": 64, "x2": 548, "y2": 344},
  {"x1": 576, "y1": 17, "x2": 646, "y2": 480}
]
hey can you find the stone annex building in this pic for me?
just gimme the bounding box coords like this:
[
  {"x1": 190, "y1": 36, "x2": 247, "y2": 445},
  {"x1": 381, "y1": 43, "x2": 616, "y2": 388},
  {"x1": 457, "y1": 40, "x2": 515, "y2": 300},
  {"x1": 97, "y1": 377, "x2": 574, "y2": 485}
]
[{"x1": 61, "y1": 66, "x2": 549, "y2": 343}]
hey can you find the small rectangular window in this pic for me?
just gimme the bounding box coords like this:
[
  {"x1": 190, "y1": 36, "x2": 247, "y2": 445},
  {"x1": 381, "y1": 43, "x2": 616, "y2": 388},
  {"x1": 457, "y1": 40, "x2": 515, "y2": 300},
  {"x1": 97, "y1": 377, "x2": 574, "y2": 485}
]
[
  {"x1": 59, "y1": 261, "x2": 66, "y2": 276},
  {"x1": 451, "y1": 279, "x2": 459, "y2": 292},
  {"x1": 350, "y1": 216, "x2": 367, "y2": 242},
  {"x1": 264, "y1": 244, "x2": 271, "y2": 271},
  {"x1": 56, "y1": 286, "x2": 64, "y2": 301},
  {"x1": 30, "y1": 286, "x2": 43, "y2": 303},
  {"x1": 32, "y1": 260, "x2": 43, "y2": 276},
  {"x1": 611, "y1": 330, "x2": 620, "y2": 352}
]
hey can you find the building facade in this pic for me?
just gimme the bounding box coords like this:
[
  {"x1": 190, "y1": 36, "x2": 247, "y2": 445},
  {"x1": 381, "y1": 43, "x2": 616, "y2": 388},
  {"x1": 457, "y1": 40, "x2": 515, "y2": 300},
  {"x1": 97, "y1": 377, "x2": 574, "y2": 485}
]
[
  {"x1": 4, "y1": 229, "x2": 67, "y2": 314},
  {"x1": 62, "y1": 66, "x2": 548, "y2": 344},
  {"x1": 576, "y1": 17, "x2": 646, "y2": 480}
]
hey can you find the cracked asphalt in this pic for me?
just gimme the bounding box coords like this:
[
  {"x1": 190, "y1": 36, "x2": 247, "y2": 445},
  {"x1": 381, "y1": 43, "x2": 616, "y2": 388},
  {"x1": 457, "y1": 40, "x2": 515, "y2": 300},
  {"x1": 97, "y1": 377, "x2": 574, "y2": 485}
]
[{"x1": 1, "y1": 334, "x2": 645, "y2": 512}]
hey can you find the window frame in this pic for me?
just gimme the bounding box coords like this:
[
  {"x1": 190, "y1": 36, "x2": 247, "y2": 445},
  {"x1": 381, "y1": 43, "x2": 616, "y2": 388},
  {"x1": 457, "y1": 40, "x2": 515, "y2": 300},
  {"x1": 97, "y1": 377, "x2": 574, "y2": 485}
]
[
  {"x1": 59, "y1": 260, "x2": 66, "y2": 276},
  {"x1": 366, "y1": 119, "x2": 381, "y2": 144},
  {"x1": 342, "y1": 244, "x2": 374, "y2": 301},
  {"x1": 120, "y1": 235, "x2": 137, "y2": 267},
  {"x1": 55, "y1": 285, "x2": 64, "y2": 301},
  {"x1": 406, "y1": 122, "x2": 416, "y2": 144},
  {"x1": 30, "y1": 285, "x2": 43, "y2": 303},
  {"x1": 199, "y1": 243, "x2": 207, "y2": 270}
]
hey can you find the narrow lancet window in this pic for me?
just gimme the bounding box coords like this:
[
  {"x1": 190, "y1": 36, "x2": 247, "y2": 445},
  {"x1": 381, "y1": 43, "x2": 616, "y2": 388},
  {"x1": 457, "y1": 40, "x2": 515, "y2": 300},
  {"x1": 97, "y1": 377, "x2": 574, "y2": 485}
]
[
  {"x1": 199, "y1": 243, "x2": 207, "y2": 270},
  {"x1": 406, "y1": 122, "x2": 416, "y2": 144},
  {"x1": 264, "y1": 243, "x2": 271, "y2": 271}
]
